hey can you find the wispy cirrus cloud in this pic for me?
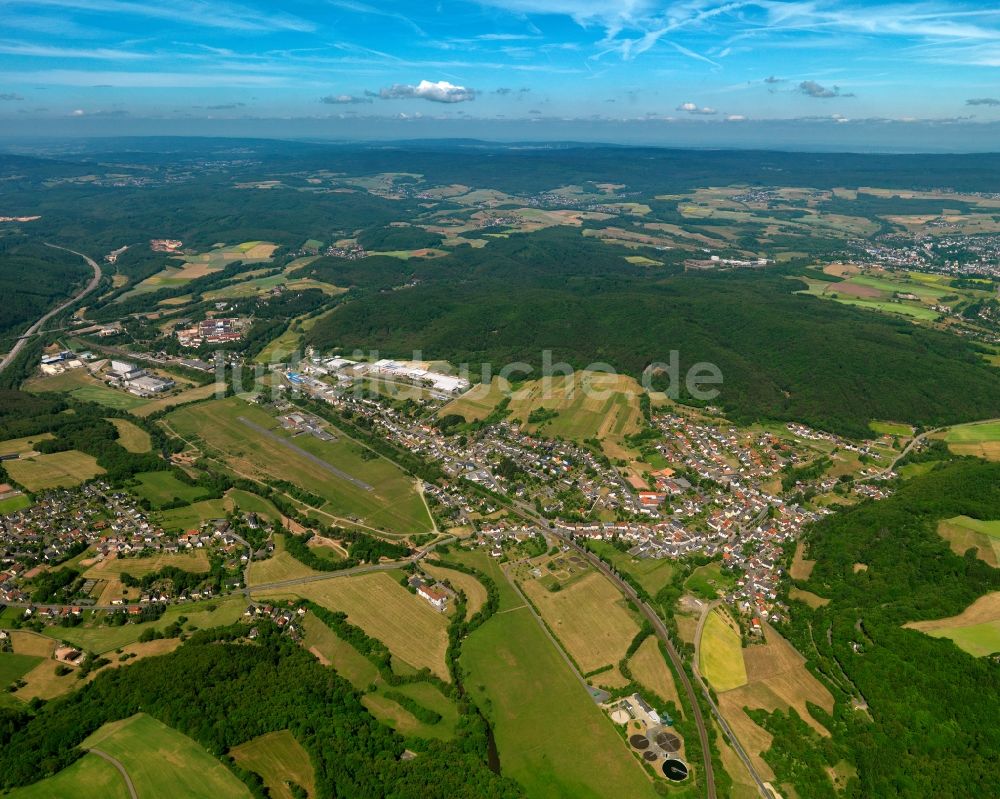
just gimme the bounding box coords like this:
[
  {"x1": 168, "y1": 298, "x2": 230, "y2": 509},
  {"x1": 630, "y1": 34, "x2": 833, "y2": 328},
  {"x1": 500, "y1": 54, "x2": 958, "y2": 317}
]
[
  {"x1": 0, "y1": 93, "x2": 25, "y2": 101},
  {"x1": 0, "y1": 41, "x2": 149, "y2": 60},
  {"x1": 966, "y1": 97, "x2": 1000, "y2": 106},
  {"x1": 1, "y1": 0, "x2": 315, "y2": 33}
]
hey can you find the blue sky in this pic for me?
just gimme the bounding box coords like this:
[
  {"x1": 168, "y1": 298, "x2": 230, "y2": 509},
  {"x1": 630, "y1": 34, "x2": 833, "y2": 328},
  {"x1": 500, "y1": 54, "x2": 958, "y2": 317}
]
[{"x1": 1, "y1": 1, "x2": 999, "y2": 147}]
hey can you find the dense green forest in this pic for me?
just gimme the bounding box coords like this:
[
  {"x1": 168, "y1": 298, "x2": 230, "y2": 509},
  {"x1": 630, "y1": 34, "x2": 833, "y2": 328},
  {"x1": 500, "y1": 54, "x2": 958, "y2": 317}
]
[
  {"x1": 0, "y1": 623, "x2": 519, "y2": 798},
  {"x1": 0, "y1": 237, "x2": 89, "y2": 346},
  {"x1": 304, "y1": 229, "x2": 1000, "y2": 437},
  {"x1": 772, "y1": 459, "x2": 1000, "y2": 798}
]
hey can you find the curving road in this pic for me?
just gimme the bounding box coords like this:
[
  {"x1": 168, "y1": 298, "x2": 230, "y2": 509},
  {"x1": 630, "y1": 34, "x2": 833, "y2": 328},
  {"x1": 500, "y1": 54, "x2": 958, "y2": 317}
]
[
  {"x1": 0, "y1": 244, "x2": 102, "y2": 375},
  {"x1": 88, "y1": 748, "x2": 138, "y2": 799}
]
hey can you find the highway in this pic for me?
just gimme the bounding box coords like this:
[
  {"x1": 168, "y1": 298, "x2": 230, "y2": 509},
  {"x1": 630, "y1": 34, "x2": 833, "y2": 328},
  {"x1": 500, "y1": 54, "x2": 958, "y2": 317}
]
[{"x1": 0, "y1": 244, "x2": 103, "y2": 375}]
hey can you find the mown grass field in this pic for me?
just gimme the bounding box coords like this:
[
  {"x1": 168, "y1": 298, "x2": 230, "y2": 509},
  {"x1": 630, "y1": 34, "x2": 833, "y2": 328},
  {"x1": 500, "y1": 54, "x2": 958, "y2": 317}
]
[
  {"x1": 627, "y1": 636, "x2": 682, "y2": 712},
  {"x1": 698, "y1": 608, "x2": 747, "y2": 692},
  {"x1": 6, "y1": 450, "x2": 104, "y2": 490},
  {"x1": 937, "y1": 515, "x2": 1000, "y2": 567},
  {"x1": 82, "y1": 713, "x2": 252, "y2": 799},
  {"x1": 300, "y1": 612, "x2": 379, "y2": 688},
  {"x1": 109, "y1": 418, "x2": 151, "y2": 453},
  {"x1": 905, "y1": 591, "x2": 1000, "y2": 657},
  {"x1": 248, "y1": 534, "x2": 320, "y2": 586},
  {"x1": 167, "y1": 397, "x2": 431, "y2": 535},
  {"x1": 461, "y1": 603, "x2": 658, "y2": 799},
  {"x1": 685, "y1": 562, "x2": 735, "y2": 600},
  {"x1": 943, "y1": 420, "x2": 1000, "y2": 461},
  {"x1": 0, "y1": 432, "x2": 54, "y2": 455},
  {"x1": 0, "y1": 652, "x2": 42, "y2": 688},
  {"x1": 83, "y1": 550, "x2": 210, "y2": 578},
  {"x1": 230, "y1": 730, "x2": 316, "y2": 799},
  {"x1": 131, "y1": 382, "x2": 225, "y2": 418},
  {"x1": 131, "y1": 470, "x2": 210, "y2": 508},
  {"x1": 155, "y1": 498, "x2": 228, "y2": 530},
  {"x1": 869, "y1": 420, "x2": 914, "y2": 437},
  {"x1": 255, "y1": 571, "x2": 450, "y2": 679},
  {"x1": 45, "y1": 595, "x2": 245, "y2": 654},
  {"x1": 362, "y1": 680, "x2": 460, "y2": 741},
  {"x1": 24, "y1": 369, "x2": 148, "y2": 409},
  {"x1": 0, "y1": 494, "x2": 31, "y2": 514},
  {"x1": 522, "y1": 569, "x2": 640, "y2": 675},
  {"x1": 586, "y1": 541, "x2": 676, "y2": 595},
  {"x1": 422, "y1": 562, "x2": 488, "y2": 619},
  {"x1": 6, "y1": 752, "x2": 131, "y2": 799}
]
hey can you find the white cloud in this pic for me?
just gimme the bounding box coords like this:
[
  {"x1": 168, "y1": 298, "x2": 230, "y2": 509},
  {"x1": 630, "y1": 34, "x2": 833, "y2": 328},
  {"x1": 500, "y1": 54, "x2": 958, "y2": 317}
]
[
  {"x1": 678, "y1": 101, "x2": 717, "y2": 115},
  {"x1": 379, "y1": 79, "x2": 476, "y2": 103},
  {"x1": 320, "y1": 94, "x2": 372, "y2": 104}
]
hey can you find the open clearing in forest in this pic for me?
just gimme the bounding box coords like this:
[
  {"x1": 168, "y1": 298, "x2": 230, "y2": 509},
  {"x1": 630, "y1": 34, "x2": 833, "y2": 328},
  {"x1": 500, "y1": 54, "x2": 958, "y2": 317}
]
[
  {"x1": 943, "y1": 421, "x2": 1000, "y2": 461},
  {"x1": 904, "y1": 591, "x2": 1000, "y2": 657},
  {"x1": 231, "y1": 730, "x2": 316, "y2": 799},
  {"x1": 936, "y1": 515, "x2": 1000, "y2": 566},
  {"x1": 82, "y1": 713, "x2": 251, "y2": 799},
  {"x1": 109, "y1": 418, "x2": 151, "y2": 452},
  {"x1": 255, "y1": 571, "x2": 450, "y2": 680},
  {"x1": 300, "y1": 612, "x2": 380, "y2": 688}
]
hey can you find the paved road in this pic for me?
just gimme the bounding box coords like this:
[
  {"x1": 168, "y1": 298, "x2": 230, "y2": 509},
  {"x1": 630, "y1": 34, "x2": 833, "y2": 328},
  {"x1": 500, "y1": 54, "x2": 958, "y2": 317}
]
[
  {"x1": 88, "y1": 748, "x2": 138, "y2": 799},
  {"x1": 0, "y1": 244, "x2": 102, "y2": 374}
]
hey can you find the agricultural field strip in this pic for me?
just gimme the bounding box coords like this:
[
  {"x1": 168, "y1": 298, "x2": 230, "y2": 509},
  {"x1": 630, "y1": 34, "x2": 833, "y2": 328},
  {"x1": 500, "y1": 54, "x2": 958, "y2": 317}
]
[{"x1": 237, "y1": 416, "x2": 373, "y2": 491}]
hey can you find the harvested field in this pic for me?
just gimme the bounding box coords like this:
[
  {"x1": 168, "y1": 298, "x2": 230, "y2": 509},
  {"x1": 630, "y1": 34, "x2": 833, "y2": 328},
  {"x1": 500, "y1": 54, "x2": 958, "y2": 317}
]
[
  {"x1": 255, "y1": 571, "x2": 450, "y2": 679},
  {"x1": 732, "y1": 623, "x2": 834, "y2": 736},
  {"x1": 522, "y1": 570, "x2": 641, "y2": 675},
  {"x1": 6, "y1": 450, "x2": 104, "y2": 490},
  {"x1": 0, "y1": 433, "x2": 54, "y2": 456},
  {"x1": 9, "y1": 631, "x2": 56, "y2": 657}
]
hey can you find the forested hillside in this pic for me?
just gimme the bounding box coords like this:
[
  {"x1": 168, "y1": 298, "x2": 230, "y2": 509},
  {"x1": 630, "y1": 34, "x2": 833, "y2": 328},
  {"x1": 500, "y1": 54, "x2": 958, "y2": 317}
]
[
  {"x1": 771, "y1": 459, "x2": 1000, "y2": 798},
  {"x1": 304, "y1": 229, "x2": 1000, "y2": 437},
  {"x1": 0, "y1": 237, "x2": 89, "y2": 347},
  {"x1": 0, "y1": 624, "x2": 519, "y2": 798}
]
